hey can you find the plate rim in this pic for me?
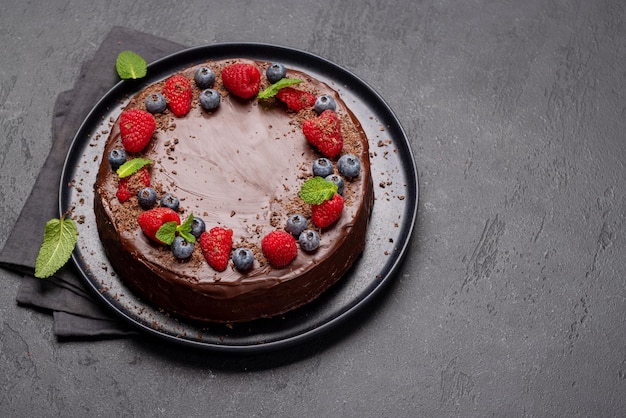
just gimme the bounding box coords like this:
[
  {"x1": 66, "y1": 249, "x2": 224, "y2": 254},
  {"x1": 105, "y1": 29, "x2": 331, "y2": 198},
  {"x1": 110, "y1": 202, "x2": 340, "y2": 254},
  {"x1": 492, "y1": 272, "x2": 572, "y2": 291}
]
[{"x1": 60, "y1": 42, "x2": 419, "y2": 353}]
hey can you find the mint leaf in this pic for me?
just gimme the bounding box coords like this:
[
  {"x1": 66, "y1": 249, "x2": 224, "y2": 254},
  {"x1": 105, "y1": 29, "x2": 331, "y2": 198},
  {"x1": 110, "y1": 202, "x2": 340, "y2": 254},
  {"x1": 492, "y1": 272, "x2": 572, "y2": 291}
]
[
  {"x1": 116, "y1": 50, "x2": 147, "y2": 80},
  {"x1": 257, "y1": 78, "x2": 303, "y2": 100},
  {"x1": 155, "y1": 216, "x2": 197, "y2": 245},
  {"x1": 35, "y1": 216, "x2": 78, "y2": 279},
  {"x1": 116, "y1": 158, "x2": 152, "y2": 178},
  {"x1": 177, "y1": 214, "x2": 196, "y2": 244},
  {"x1": 155, "y1": 221, "x2": 178, "y2": 245},
  {"x1": 299, "y1": 177, "x2": 338, "y2": 205}
]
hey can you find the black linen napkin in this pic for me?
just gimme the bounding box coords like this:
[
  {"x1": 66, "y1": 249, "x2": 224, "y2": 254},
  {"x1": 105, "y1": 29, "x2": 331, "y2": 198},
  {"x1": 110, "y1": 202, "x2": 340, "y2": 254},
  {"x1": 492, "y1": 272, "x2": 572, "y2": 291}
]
[{"x1": 0, "y1": 27, "x2": 185, "y2": 339}]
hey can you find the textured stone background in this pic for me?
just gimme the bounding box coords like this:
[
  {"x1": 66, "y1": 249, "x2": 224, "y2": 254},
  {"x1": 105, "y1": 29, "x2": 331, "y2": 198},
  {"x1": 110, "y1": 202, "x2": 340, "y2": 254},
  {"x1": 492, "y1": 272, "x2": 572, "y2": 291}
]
[{"x1": 2, "y1": 0, "x2": 626, "y2": 416}]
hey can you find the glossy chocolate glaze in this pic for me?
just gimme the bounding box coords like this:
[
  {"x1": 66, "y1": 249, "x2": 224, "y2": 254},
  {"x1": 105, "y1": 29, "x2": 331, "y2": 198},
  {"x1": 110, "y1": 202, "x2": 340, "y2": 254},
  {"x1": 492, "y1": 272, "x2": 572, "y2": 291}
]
[{"x1": 94, "y1": 59, "x2": 374, "y2": 323}]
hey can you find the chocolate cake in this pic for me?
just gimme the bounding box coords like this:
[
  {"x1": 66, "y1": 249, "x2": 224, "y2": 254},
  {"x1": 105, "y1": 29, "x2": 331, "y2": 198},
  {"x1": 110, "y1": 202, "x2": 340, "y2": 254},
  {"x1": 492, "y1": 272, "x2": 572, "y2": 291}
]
[{"x1": 94, "y1": 58, "x2": 374, "y2": 323}]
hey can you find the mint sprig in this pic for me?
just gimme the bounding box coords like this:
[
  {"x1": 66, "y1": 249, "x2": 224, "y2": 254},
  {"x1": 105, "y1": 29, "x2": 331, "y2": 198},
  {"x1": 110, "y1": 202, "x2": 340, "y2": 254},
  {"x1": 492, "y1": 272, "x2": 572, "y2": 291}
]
[
  {"x1": 155, "y1": 214, "x2": 196, "y2": 245},
  {"x1": 34, "y1": 215, "x2": 78, "y2": 279},
  {"x1": 177, "y1": 215, "x2": 196, "y2": 243},
  {"x1": 116, "y1": 158, "x2": 152, "y2": 178},
  {"x1": 257, "y1": 78, "x2": 303, "y2": 100},
  {"x1": 116, "y1": 51, "x2": 147, "y2": 80},
  {"x1": 299, "y1": 177, "x2": 338, "y2": 205}
]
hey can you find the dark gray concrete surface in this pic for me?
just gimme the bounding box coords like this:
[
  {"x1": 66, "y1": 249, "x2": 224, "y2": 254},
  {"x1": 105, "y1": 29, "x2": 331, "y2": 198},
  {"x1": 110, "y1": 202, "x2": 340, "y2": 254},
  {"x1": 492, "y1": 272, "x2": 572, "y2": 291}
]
[{"x1": 2, "y1": 0, "x2": 626, "y2": 416}]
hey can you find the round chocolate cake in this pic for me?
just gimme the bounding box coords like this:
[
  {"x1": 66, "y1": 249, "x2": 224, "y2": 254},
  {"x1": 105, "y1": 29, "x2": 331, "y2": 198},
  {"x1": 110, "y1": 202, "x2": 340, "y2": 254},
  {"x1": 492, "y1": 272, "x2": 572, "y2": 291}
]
[{"x1": 94, "y1": 58, "x2": 374, "y2": 323}]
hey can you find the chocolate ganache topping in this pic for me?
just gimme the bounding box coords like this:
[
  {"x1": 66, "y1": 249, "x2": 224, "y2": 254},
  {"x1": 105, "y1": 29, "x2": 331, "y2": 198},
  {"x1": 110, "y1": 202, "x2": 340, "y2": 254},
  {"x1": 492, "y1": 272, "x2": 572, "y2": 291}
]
[{"x1": 94, "y1": 58, "x2": 374, "y2": 323}]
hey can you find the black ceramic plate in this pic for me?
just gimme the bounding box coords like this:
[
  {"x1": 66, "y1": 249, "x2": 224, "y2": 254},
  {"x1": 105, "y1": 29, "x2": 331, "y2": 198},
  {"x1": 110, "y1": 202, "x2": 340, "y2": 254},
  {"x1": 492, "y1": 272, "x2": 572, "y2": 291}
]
[{"x1": 60, "y1": 43, "x2": 418, "y2": 353}]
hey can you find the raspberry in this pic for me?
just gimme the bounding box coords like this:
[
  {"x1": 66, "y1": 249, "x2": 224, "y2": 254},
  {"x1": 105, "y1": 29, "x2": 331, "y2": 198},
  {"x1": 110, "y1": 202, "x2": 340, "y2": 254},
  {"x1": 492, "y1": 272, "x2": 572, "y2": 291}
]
[
  {"x1": 302, "y1": 110, "x2": 343, "y2": 159},
  {"x1": 119, "y1": 109, "x2": 155, "y2": 153},
  {"x1": 276, "y1": 87, "x2": 316, "y2": 111},
  {"x1": 221, "y1": 63, "x2": 261, "y2": 99},
  {"x1": 115, "y1": 180, "x2": 133, "y2": 203},
  {"x1": 137, "y1": 207, "x2": 181, "y2": 244},
  {"x1": 311, "y1": 193, "x2": 344, "y2": 228},
  {"x1": 162, "y1": 74, "x2": 192, "y2": 117},
  {"x1": 261, "y1": 230, "x2": 298, "y2": 268},
  {"x1": 116, "y1": 167, "x2": 150, "y2": 203},
  {"x1": 199, "y1": 227, "x2": 233, "y2": 272}
]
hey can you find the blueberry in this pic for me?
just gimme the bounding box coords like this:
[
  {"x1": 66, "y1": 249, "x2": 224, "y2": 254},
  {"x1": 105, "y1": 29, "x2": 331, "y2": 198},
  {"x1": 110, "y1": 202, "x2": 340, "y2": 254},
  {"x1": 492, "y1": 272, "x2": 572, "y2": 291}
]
[
  {"x1": 199, "y1": 88, "x2": 221, "y2": 111},
  {"x1": 312, "y1": 158, "x2": 334, "y2": 178},
  {"x1": 337, "y1": 154, "x2": 361, "y2": 179},
  {"x1": 314, "y1": 95, "x2": 337, "y2": 114},
  {"x1": 145, "y1": 93, "x2": 167, "y2": 114},
  {"x1": 194, "y1": 66, "x2": 216, "y2": 89},
  {"x1": 266, "y1": 63, "x2": 287, "y2": 84},
  {"x1": 160, "y1": 193, "x2": 179, "y2": 211},
  {"x1": 108, "y1": 148, "x2": 126, "y2": 170},
  {"x1": 299, "y1": 230, "x2": 321, "y2": 252},
  {"x1": 232, "y1": 247, "x2": 254, "y2": 271},
  {"x1": 137, "y1": 187, "x2": 158, "y2": 209},
  {"x1": 285, "y1": 214, "x2": 307, "y2": 237},
  {"x1": 191, "y1": 217, "x2": 206, "y2": 238},
  {"x1": 325, "y1": 174, "x2": 345, "y2": 195},
  {"x1": 171, "y1": 236, "x2": 194, "y2": 259}
]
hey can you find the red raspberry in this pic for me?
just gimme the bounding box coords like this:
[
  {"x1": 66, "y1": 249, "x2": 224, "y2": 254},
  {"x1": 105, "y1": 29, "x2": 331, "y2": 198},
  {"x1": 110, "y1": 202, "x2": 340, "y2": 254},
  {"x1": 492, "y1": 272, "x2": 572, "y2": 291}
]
[
  {"x1": 199, "y1": 227, "x2": 233, "y2": 272},
  {"x1": 162, "y1": 74, "x2": 192, "y2": 117},
  {"x1": 302, "y1": 110, "x2": 343, "y2": 159},
  {"x1": 137, "y1": 207, "x2": 181, "y2": 244},
  {"x1": 221, "y1": 63, "x2": 261, "y2": 99},
  {"x1": 119, "y1": 109, "x2": 155, "y2": 153},
  {"x1": 116, "y1": 167, "x2": 150, "y2": 203},
  {"x1": 275, "y1": 87, "x2": 316, "y2": 111},
  {"x1": 261, "y1": 230, "x2": 298, "y2": 268},
  {"x1": 311, "y1": 193, "x2": 344, "y2": 228}
]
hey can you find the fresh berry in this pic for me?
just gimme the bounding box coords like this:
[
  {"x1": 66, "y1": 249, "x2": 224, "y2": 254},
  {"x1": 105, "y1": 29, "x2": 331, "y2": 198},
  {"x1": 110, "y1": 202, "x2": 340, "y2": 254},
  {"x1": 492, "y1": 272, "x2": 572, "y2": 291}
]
[
  {"x1": 116, "y1": 167, "x2": 150, "y2": 203},
  {"x1": 190, "y1": 217, "x2": 206, "y2": 238},
  {"x1": 337, "y1": 153, "x2": 361, "y2": 179},
  {"x1": 221, "y1": 63, "x2": 261, "y2": 99},
  {"x1": 137, "y1": 187, "x2": 158, "y2": 209},
  {"x1": 285, "y1": 214, "x2": 307, "y2": 237},
  {"x1": 232, "y1": 247, "x2": 254, "y2": 271},
  {"x1": 199, "y1": 227, "x2": 233, "y2": 272},
  {"x1": 144, "y1": 93, "x2": 167, "y2": 114},
  {"x1": 261, "y1": 230, "x2": 298, "y2": 268},
  {"x1": 276, "y1": 87, "x2": 316, "y2": 111},
  {"x1": 325, "y1": 174, "x2": 345, "y2": 195},
  {"x1": 116, "y1": 180, "x2": 133, "y2": 203},
  {"x1": 160, "y1": 193, "x2": 179, "y2": 211},
  {"x1": 314, "y1": 95, "x2": 337, "y2": 114},
  {"x1": 171, "y1": 236, "x2": 195, "y2": 259},
  {"x1": 194, "y1": 66, "x2": 216, "y2": 89},
  {"x1": 162, "y1": 74, "x2": 192, "y2": 117},
  {"x1": 199, "y1": 88, "x2": 221, "y2": 111},
  {"x1": 312, "y1": 157, "x2": 334, "y2": 178},
  {"x1": 108, "y1": 148, "x2": 127, "y2": 170},
  {"x1": 311, "y1": 193, "x2": 344, "y2": 228},
  {"x1": 119, "y1": 109, "x2": 155, "y2": 153},
  {"x1": 137, "y1": 207, "x2": 181, "y2": 244},
  {"x1": 299, "y1": 230, "x2": 321, "y2": 252},
  {"x1": 302, "y1": 110, "x2": 343, "y2": 159},
  {"x1": 266, "y1": 63, "x2": 287, "y2": 84}
]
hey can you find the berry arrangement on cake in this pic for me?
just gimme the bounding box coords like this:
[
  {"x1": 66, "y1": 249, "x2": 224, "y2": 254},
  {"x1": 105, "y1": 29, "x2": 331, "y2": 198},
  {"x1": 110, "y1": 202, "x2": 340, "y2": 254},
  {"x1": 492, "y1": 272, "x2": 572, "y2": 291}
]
[{"x1": 94, "y1": 58, "x2": 374, "y2": 323}]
